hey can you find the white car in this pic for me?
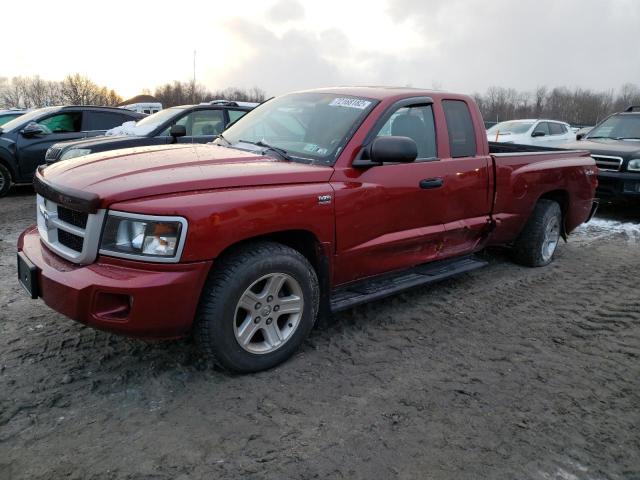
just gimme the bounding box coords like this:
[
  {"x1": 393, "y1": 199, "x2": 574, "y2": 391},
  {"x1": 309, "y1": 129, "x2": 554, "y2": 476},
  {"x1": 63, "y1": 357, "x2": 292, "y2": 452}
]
[{"x1": 487, "y1": 119, "x2": 574, "y2": 146}]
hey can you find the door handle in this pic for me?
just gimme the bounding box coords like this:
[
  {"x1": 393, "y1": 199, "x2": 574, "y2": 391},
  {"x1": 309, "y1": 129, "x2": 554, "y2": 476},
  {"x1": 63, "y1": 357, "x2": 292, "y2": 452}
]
[{"x1": 419, "y1": 178, "x2": 444, "y2": 189}]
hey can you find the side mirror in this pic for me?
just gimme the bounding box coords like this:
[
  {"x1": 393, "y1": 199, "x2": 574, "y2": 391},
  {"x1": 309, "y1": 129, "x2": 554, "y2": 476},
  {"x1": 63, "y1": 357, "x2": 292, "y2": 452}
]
[
  {"x1": 170, "y1": 124, "x2": 187, "y2": 138},
  {"x1": 576, "y1": 133, "x2": 584, "y2": 140},
  {"x1": 354, "y1": 136, "x2": 418, "y2": 167},
  {"x1": 531, "y1": 131, "x2": 546, "y2": 138},
  {"x1": 21, "y1": 123, "x2": 45, "y2": 137}
]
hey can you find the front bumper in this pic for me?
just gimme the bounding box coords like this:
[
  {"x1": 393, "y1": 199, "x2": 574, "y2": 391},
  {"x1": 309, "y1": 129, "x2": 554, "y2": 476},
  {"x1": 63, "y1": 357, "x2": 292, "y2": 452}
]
[
  {"x1": 17, "y1": 226, "x2": 212, "y2": 339},
  {"x1": 597, "y1": 170, "x2": 640, "y2": 200}
]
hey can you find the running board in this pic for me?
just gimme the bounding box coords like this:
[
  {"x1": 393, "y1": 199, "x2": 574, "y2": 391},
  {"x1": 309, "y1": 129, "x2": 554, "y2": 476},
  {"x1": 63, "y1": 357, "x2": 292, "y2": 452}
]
[{"x1": 330, "y1": 255, "x2": 488, "y2": 313}]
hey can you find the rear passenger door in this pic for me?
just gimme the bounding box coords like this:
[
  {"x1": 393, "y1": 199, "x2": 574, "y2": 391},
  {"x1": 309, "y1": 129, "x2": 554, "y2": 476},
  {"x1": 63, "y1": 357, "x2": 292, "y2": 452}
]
[
  {"x1": 437, "y1": 99, "x2": 492, "y2": 258},
  {"x1": 16, "y1": 111, "x2": 85, "y2": 179}
]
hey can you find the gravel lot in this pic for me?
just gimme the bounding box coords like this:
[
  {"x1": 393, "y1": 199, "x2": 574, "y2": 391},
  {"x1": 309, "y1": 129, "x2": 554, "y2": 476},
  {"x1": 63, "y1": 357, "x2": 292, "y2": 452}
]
[{"x1": 1, "y1": 187, "x2": 639, "y2": 480}]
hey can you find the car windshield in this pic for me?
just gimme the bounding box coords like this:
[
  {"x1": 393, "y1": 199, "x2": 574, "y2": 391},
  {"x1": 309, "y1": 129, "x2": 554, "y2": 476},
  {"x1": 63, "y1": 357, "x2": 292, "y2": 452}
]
[
  {"x1": 587, "y1": 114, "x2": 640, "y2": 140},
  {"x1": 219, "y1": 92, "x2": 377, "y2": 164},
  {"x1": 0, "y1": 107, "x2": 58, "y2": 133},
  {"x1": 487, "y1": 121, "x2": 534, "y2": 135}
]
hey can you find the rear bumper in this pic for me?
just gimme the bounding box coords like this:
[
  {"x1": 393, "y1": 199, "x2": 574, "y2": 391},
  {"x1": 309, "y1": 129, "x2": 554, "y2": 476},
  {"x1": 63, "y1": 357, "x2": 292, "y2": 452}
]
[
  {"x1": 17, "y1": 226, "x2": 212, "y2": 339},
  {"x1": 597, "y1": 170, "x2": 640, "y2": 200}
]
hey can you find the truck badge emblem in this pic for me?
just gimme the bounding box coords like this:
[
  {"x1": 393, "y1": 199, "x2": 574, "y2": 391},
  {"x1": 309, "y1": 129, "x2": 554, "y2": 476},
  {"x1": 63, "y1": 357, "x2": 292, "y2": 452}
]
[{"x1": 318, "y1": 195, "x2": 332, "y2": 205}]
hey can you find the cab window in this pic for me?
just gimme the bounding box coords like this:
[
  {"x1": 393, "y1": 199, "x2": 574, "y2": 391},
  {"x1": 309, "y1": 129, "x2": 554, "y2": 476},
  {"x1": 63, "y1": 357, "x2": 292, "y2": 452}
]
[
  {"x1": 160, "y1": 109, "x2": 225, "y2": 136},
  {"x1": 533, "y1": 122, "x2": 550, "y2": 135},
  {"x1": 376, "y1": 104, "x2": 437, "y2": 160},
  {"x1": 228, "y1": 110, "x2": 249, "y2": 124},
  {"x1": 442, "y1": 100, "x2": 476, "y2": 157}
]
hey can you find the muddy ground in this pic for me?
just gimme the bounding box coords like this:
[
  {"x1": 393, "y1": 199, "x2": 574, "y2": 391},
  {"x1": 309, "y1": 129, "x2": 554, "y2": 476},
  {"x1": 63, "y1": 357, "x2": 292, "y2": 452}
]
[{"x1": 1, "y1": 187, "x2": 639, "y2": 480}]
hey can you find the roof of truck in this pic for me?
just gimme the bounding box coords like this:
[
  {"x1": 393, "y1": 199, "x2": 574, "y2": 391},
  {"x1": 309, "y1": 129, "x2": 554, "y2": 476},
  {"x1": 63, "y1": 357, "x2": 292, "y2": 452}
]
[{"x1": 297, "y1": 86, "x2": 449, "y2": 101}]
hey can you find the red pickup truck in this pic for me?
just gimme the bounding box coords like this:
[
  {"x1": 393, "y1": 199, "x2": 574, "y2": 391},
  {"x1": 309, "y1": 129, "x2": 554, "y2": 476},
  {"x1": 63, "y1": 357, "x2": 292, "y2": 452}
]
[{"x1": 17, "y1": 87, "x2": 598, "y2": 372}]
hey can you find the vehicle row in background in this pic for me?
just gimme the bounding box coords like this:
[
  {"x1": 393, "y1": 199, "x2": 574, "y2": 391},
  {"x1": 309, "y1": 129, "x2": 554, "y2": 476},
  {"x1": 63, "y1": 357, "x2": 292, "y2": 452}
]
[
  {"x1": 0, "y1": 106, "x2": 144, "y2": 196},
  {"x1": 44, "y1": 100, "x2": 257, "y2": 165},
  {"x1": 486, "y1": 119, "x2": 574, "y2": 146}
]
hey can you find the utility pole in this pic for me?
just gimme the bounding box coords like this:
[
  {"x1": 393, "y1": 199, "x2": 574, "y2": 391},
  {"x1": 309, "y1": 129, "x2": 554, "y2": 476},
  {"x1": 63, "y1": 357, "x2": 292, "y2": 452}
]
[{"x1": 192, "y1": 50, "x2": 196, "y2": 104}]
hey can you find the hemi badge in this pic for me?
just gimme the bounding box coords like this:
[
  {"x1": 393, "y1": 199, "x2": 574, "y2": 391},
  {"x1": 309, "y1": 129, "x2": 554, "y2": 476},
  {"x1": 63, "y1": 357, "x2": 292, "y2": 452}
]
[{"x1": 318, "y1": 195, "x2": 332, "y2": 205}]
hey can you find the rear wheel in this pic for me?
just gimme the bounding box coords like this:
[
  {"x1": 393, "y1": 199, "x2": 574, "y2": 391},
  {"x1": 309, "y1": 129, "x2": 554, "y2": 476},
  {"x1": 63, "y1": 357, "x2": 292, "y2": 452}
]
[
  {"x1": 0, "y1": 164, "x2": 11, "y2": 197},
  {"x1": 194, "y1": 241, "x2": 319, "y2": 373},
  {"x1": 512, "y1": 199, "x2": 562, "y2": 267}
]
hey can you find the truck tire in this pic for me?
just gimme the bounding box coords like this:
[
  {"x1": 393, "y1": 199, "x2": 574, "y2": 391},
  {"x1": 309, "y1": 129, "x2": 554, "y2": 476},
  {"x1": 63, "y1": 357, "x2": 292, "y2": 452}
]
[
  {"x1": 0, "y1": 163, "x2": 11, "y2": 197},
  {"x1": 512, "y1": 199, "x2": 562, "y2": 267},
  {"x1": 194, "y1": 241, "x2": 319, "y2": 373}
]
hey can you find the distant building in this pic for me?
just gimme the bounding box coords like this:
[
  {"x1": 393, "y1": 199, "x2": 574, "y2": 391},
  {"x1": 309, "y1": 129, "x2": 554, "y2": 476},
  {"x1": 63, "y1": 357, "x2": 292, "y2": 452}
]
[{"x1": 118, "y1": 94, "x2": 162, "y2": 115}]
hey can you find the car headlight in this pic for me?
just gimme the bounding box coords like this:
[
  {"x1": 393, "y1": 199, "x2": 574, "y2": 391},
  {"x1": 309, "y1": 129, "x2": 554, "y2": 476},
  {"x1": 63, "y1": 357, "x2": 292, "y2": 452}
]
[
  {"x1": 627, "y1": 159, "x2": 640, "y2": 172},
  {"x1": 99, "y1": 212, "x2": 188, "y2": 262},
  {"x1": 60, "y1": 148, "x2": 92, "y2": 161}
]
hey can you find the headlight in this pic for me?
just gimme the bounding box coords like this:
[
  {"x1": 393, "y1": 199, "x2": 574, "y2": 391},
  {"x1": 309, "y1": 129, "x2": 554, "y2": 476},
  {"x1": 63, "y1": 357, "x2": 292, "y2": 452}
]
[
  {"x1": 627, "y1": 159, "x2": 640, "y2": 172},
  {"x1": 99, "y1": 212, "x2": 188, "y2": 262},
  {"x1": 60, "y1": 148, "x2": 92, "y2": 161}
]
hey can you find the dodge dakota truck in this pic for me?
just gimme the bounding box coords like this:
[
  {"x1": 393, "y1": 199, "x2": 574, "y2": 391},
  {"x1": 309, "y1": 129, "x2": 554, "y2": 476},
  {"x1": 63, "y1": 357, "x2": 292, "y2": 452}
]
[{"x1": 17, "y1": 87, "x2": 598, "y2": 373}]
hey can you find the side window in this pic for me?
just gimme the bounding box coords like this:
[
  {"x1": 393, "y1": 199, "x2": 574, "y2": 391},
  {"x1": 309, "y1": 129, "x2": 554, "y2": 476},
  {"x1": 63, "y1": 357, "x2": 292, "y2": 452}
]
[
  {"x1": 549, "y1": 123, "x2": 565, "y2": 135},
  {"x1": 161, "y1": 109, "x2": 225, "y2": 136},
  {"x1": 38, "y1": 112, "x2": 82, "y2": 133},
  {"x1": 533, "y1": 122, "x2": 550, "y2": 135},
  {"x1": 442, "y1": 100, "x2": 476, "y2": 157},
  {"x1": 85, "y1": 112, "x2": 133, "y2": 131},
  {"x1": 228, "y1": 110, "x2": 249, "y2": 125},
  {"x1": 376, "y1": 104, "x2": 437, "y2": 159}
]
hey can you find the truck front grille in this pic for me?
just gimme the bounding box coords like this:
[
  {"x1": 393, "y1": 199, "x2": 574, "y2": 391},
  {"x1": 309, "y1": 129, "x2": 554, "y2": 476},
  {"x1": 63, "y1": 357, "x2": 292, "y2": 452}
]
[
  {"x1": 57, "y1": 205, "x2": 88, "y2": 228},
  {"x1": 36, "y1": 195, "x2": 105, "y2": 264},
  {"x1": 591, "y1": 155, "x2": 623, "y2": 171}
]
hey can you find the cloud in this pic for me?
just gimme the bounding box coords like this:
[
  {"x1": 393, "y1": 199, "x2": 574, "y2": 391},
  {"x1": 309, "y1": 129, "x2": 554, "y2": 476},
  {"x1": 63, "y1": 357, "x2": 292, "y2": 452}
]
[{"x1": 267, "y1": 0, "x2": 305, "y2": 22}]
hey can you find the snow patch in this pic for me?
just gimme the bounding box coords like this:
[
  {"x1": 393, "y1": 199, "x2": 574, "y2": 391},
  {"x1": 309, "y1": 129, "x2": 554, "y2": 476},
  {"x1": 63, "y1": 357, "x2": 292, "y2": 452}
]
[
  {"x1": 573, "y1": 217, "x2": 640, "y2": 244},
  {"x1": 106, "y1": 121, "x2": 159, "y2": 137}
]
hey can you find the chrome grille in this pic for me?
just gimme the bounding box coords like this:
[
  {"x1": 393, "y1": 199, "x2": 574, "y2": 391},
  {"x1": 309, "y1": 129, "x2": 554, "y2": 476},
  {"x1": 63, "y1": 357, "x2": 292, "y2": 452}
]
[
  {"x1": 591, "y1": 155, "x2": 623, "y2": 172},
  {"x1": 36, "y1": 195, "x2": 105, "y2": 264}
]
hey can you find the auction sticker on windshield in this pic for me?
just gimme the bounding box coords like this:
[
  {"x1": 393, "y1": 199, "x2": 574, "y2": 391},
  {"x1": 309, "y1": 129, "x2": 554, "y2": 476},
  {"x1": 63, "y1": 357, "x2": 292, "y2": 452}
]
[{"x1": 329, "y1": 98, "x2": 372, "y2": 109}]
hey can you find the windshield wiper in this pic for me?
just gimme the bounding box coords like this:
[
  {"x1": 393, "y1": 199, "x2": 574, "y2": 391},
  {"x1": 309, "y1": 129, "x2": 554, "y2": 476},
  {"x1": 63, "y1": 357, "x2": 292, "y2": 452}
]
[
  {"x1": 615, "y1": 137, "x2": 640, "y2": 140},
  {"x1": 238, "y1": 139, "x2": 293, "y2": 162}
]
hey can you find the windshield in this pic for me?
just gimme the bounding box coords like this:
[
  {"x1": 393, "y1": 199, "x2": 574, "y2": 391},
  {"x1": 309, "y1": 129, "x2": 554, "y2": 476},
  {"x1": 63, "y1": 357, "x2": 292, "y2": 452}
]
[
  {"x1": 0, "y1": 107, "x2": 57, "y2": 133},
  {"x1": 587, "y1": 114, "x2": 640, "y2": 140},
  {"x1": 487, "y1": 121, "x2": 534, "y2": 135},
  {"x1": 219, "y1": 92, "x2": 377, "y2": 164}
]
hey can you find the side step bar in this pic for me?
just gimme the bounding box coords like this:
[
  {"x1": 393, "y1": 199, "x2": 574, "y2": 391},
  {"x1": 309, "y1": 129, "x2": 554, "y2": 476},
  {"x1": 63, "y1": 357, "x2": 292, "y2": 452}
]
[{"x1": 330, "y1": 255, "x2": 488, "y2": 313}]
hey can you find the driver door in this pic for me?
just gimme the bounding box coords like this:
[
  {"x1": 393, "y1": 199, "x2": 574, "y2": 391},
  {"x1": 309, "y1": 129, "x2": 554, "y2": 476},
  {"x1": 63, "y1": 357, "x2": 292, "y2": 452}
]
[
  {"x1": 332, "y1": 103, "x2": 449, "y2": 285},
  {"x1": 17, "y1": 111, "x2": 84, "y2": 179}
]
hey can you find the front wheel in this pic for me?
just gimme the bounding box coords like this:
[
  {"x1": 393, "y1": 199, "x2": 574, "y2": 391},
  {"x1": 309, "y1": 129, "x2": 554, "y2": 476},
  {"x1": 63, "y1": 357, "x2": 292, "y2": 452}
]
[
  {"x1": 0, "y1": 164, "x2": 12, "y2": 197},
  {"x1": 512, "y1": 199, "x2": 562, "y2": 267},
  {"x1": 194, "y1": 241, "x2": 319, "y2": 373}
]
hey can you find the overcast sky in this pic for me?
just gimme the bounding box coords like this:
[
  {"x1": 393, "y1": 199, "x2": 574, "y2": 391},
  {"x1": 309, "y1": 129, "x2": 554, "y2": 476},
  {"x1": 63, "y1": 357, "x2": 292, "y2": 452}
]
[{"x1": 3, "y1": 0, "x2": 639, "y2": 98}]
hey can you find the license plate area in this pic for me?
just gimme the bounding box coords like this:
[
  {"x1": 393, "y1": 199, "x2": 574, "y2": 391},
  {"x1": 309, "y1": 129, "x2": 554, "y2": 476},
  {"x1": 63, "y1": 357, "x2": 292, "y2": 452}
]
[{"x1": 17, "y1": 252, "x2": 39, "y2": 299}]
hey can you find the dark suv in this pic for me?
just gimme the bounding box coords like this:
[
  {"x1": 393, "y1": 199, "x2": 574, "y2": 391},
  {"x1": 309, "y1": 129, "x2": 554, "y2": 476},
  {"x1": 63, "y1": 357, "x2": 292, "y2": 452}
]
[
  {"x1": 0, "y1": 105, "x2": 143, "y2": 196},
  {"x1": 44, "y1": 100, "x2": 258, "y2": 167},
  {"x1": 560, "y1": 105, "x2": 640, "y2": 202}
]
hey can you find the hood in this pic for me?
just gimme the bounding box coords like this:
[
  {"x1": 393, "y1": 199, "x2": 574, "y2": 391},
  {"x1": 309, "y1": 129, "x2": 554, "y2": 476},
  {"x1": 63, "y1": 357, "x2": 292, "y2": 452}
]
[
  {"x1": 52, "y1": 134, "x2": 146, "y2": 153},
  {"x1": 558, "y1": 138, "x2": 640, "y2": 159},
  {"x1": 40, "y1": 144, "x2": 334, "y2": 206}
]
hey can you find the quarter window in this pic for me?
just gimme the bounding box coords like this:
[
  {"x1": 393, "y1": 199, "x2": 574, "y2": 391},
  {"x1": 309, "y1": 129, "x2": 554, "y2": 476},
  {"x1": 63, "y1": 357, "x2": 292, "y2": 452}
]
[
  {"x1": 442, "y1": 100, "x2": 476, "y2": 157},
  {"x1": 376, "y1": 104, "x2": 437, "y2": 159}
]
